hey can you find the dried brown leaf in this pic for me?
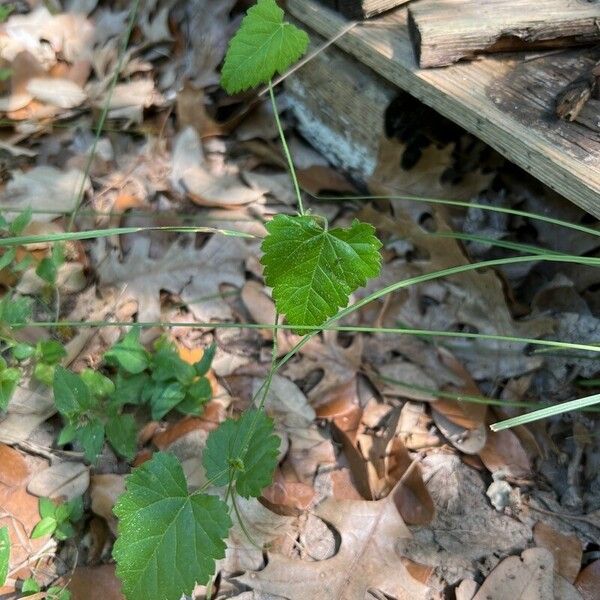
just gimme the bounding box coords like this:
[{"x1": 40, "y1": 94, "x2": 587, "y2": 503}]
[{"x1": 533, "y1": 521, "x2": 582, "y2": 583}]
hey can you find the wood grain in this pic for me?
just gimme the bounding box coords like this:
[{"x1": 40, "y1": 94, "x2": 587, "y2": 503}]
[
  {"x1": 317, "y1": 0, "x2": 410, "y2": 19},
  {"x1": 408, "y1": 0, "x2": 600, "y2": 68},
  {"x1": 288, "y1": 0, "x2": 600, "y2": 217}
]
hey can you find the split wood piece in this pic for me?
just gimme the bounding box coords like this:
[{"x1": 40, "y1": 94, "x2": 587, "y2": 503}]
[
  {"x1": 556, "y1": 59, "x2": 600, "y2": 129},
  {"x1": 288, "y1": 0, "x2": 600, "y2": 218},
  {"x1": 408, "y1": 0, "x2": 600, "y2": 68},
  {"x1": 317, "y1": 0, "x2": 410, "y2": 19},
  {"x1": 286, "y1": 27, "x2": 397, "y2": 178}
]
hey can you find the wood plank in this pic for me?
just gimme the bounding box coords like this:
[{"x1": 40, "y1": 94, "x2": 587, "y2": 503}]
[
  {"x1": 288, "y1": 0, "x2": 600, "y2": 218},
  {"x1": 408, "y1": 0, "x2": 600, "y2": 68},
  {"x1": 316, "y1": 0, "x2": 410, "y2": 19}
]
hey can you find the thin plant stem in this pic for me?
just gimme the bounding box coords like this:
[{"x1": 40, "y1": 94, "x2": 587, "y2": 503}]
[
  {"x1": 268, "y1": 80, "x2": 304, "y2": 215},
  {"x1": 23, "y1": 320, "x2": 600, "y2": 355},
  {"x1": 490, "y1": 392, "x2": 600, "y2": 431}
]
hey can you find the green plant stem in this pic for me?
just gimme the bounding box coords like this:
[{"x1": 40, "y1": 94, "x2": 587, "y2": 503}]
[
  {"x1": 67, "y1": 0, "x2": 141, "y2": 231},
  {"x1": 319, "y1": 194, "x2": 600, "y2": 239},
  {"x1": 268, "y1": 80, "x2": 304, "y2": 215},
  {"x1": 0, "y1": 225, "x2": 253, "y2": 247},
  {"x1": 490, "y1": 392, "x2": 600, "y2": 431}
]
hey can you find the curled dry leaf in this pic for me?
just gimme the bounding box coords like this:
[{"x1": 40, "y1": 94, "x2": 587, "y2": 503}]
[
  {"x1": 68, "y1": 564, "x2": 124, "y2": 600},
  {"x1": 0, "y1": 166, "x2": 91, "y2": 219},
  {"x1": 575, "y1": 560, "x2": 600, "y2": 600},
  {"x1": 0, "y1": 448, "x2": 49, "y2": 580},
  {"x1": 90, "y1": 474, "x2": 125, "y2": 536},
  {"x1": 27, "y1": 461, "x2": 90, "y2": 501},
  {"x1": 171, "y1": 127, "x2": 264, "y2": 208},
  {"x1": 261, "y1": 468, "x2": 315, "y2": 514},
  {"x1": 533, "y1": 521, "x2": 582, "y2": 583},
  {"x1": 26, "y1": 77, "x2": 87, "y2": 109},
  {"x1": 479, "y1": 427, "x2": 531, "y2": 479},
  {"x1": 472, "y1": 548, "x2": 555, "y2": 600},
  {"x1": 237, "y1": 481, "x2": 430, "y2": 600}
]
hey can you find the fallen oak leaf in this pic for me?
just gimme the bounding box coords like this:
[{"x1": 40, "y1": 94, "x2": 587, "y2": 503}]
[
  {"x1": 236, "y1": 481, "x2": 430, "y2": 600},
  {"x1": 533, "y1": 521, "x2": 582, "y2": 583}
]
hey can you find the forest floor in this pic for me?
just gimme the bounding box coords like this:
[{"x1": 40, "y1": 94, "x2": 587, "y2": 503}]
[{"x1": 0, "y1": 1, "x2": 599, "y2": 600}]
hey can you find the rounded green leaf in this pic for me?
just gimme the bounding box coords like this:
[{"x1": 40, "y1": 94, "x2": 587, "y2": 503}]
[
  {"x1": 221, "y1": 0, "x2": 309, "y2": 93},
  {"x1": 113, "y1": 452, "x2": 231, "y2": 600},
  {"x1": 31, "y1": 516, "x2": 57, "y2": 539},
  {"x1": 261, "y1": 215, "x2": 382, "y2": 329},
  {"x1": 203, "y1": 409, "x2": 280, "y2": 498}
]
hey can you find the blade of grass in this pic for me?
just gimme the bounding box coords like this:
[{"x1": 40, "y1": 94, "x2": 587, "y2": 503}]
[
  {"x1": 0, "y1": 226, "x2": 254, "y2": 247},
  {"x1": 317, "y1": 194, "x2": 600, "y2": 239},
  {"x1": 490, "y1": 392, "x2": 600, "y2": 431},
  {"x1": 23, "y1": 320, "x2": 600, "y2": 354}
]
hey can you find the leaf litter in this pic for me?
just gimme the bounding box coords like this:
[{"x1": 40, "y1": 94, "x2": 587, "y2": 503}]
[{"x1": 0, "y1": 1, "x2": 598, "y2": 599}]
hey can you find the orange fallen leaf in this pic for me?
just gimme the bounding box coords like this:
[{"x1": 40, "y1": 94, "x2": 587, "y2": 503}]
[
  {"x1": 575, "y1": 560, "x2": 600, "y2": 600},
  {"x1": 533, "y1": 521, "x2": 582, "y2": 583},
  {"x1": 261, "y1": 469, "x2": 315, "y2": 515},
  {"x1": 69, "y1": 564, "x2": 124, "y2": 600}
]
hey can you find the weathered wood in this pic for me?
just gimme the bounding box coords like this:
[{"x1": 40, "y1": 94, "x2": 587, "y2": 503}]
[
  {"x1": 287, "y1": 30, "x2": 396, "y2": 177},
  {"x1": 316, "y1": 0, "x2": 410, "y2": 19},
  {"x1": 288, "y1": 0, "x2": 600, "y2": 218},
  {"x1": 407, "y1": 0, "x2": 600, "y2": 68}
]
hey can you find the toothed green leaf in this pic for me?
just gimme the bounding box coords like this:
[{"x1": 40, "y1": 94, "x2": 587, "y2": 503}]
[
  {"x1": 113, "y1": 452, "x2": 231, "y2": 600},
  {"x1": 261, "y1": 214, "x2": 382, "y2": 329},
  {"x1": 203, "y1": 409, "x2": 280, "y2": 498},
  {"x1": 221, "y1": 0, "x2": 309, "y2": 93}
]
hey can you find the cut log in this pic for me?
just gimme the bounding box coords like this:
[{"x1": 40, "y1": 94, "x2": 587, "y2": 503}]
[
  {"x1": 408, "y1": 0, "x2": 600, "y2": 68},
  {"x1": 288, "y1": 0, "x2": 600, "y2": 218},
  {"x1": 286, "y1": 28, "x2": 396, "y2": 178},
  {"x1": 316, "y1": 0, "x2": 410, "y2": 19}
]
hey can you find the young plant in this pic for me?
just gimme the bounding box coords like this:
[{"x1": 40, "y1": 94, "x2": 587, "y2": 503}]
[
  {"x1": 21, "y1": 577, "x2": 71, "y2": 600},
  {"x1": 53, "y1": 366, "x2": 137, "y2": 463},
  {"x1": 31, "y1": 496, "x2": 83, "y2": 541},
  {"x1": 105, "y1": 330, "x2": 215, "y2": 419},
  {"x1": 113, "y1": 2, "x2": 383, "y2": 600}
]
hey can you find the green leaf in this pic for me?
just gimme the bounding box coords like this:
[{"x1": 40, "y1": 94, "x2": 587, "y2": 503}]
[
  {"x1": 0, "y1": 247, "x2": 16, "y2": 271},
  {"x1": 0, "y1": 4, "x2": 14, "y2": 23},
  {"x1": 54, "y1": 521, "x2": 75, "y2": 541},
  {"x1": 11, "y1": 343, "x2": 35, "y2": 361},
  {"x1": 36, "y1": 257, "x2": 57, "y2": 284},
  {"x1": 113, "y1": 452, "x2": 232, "y2": 600},
  {"x1": 177, "y1": 377, "x2": 211, "y2": 416},
  {"x1": 221, "y1": 0, "x2": 309, "y2": 93},
  {"x1": 39, "y1": 497, "x2": 57, "y2": 520},
  {"x1": 0, "y1": 367, "x2": 20, "y2": 410},
  {"x1": 111, "y1": 371, "x2": 149, "y2": 406},
  {"x1": 37, "y1": 340, "x2": 67, "y2": 365},
  {"x1": 33, "y1": 362, "x2": 55, "y2": 386},
  {"x1": 80, "y1": 368, "x2": 114, "y2": 398},
  {"x1": 104, "y1": 329, "x2": 149, "y2": 374},
  {"x1": 66, "y1": 496, "x2": 84, "y2": 522},
  {"x1": 0, "y1": 526, "x2": 9, "y2": 587},
  {"x1": 47, "y1": 587, "x2": 71, "y2": 600},
  {"x1": 0, "y1": 296, "x2": 31, "y2": 327},
  {"x1": 9, "y1": 207, "x2": 31, "y2": 235},
  {"x1": 22, "y1": 578, "x2": 41, "y2": 594},
  {"x1": 76, "y1": 419, "x2": 105, "y2": 463},
  {"x1": 261, "y1": 215, "x2": 382, "y2": 328},
  {"x1": 148, "y1": 380, "x2": 186, "y2": 420},
  {"x1": 53, "y1": 367, "x2": 92, "y2": 419},
  {"x1": 194, "y1": 343, "x2": 216, "y2": 376},
  {"x1": 57, "y1": 423, "x2": 77, "y2": 446},
  {"x1": 203, "y1": 409, "x2": 280, "y2": 498},
  {"x1": 106, "y1": 414, "x2": 137, "y2": 460},
  {"x1": 151, "y1": 341, "x2": 195, "y2": 384},
  {"x1": 31, "y1": 516, "x2": 57, "y2": 539}
]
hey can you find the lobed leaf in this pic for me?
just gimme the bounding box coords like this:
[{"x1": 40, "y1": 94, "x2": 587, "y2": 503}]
[
  {"x1": 113, "y1": 452, "x2": 231, "y2": 600},
  {"x1": 261, "y1": 215, "x2": 382, "y2": 329},
  {"x1": 221, "y1": 0, "x2": 309, "y2": 93},
  {"x1": 203, "y1": 409, "x2": 280, "y2": 498}
]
